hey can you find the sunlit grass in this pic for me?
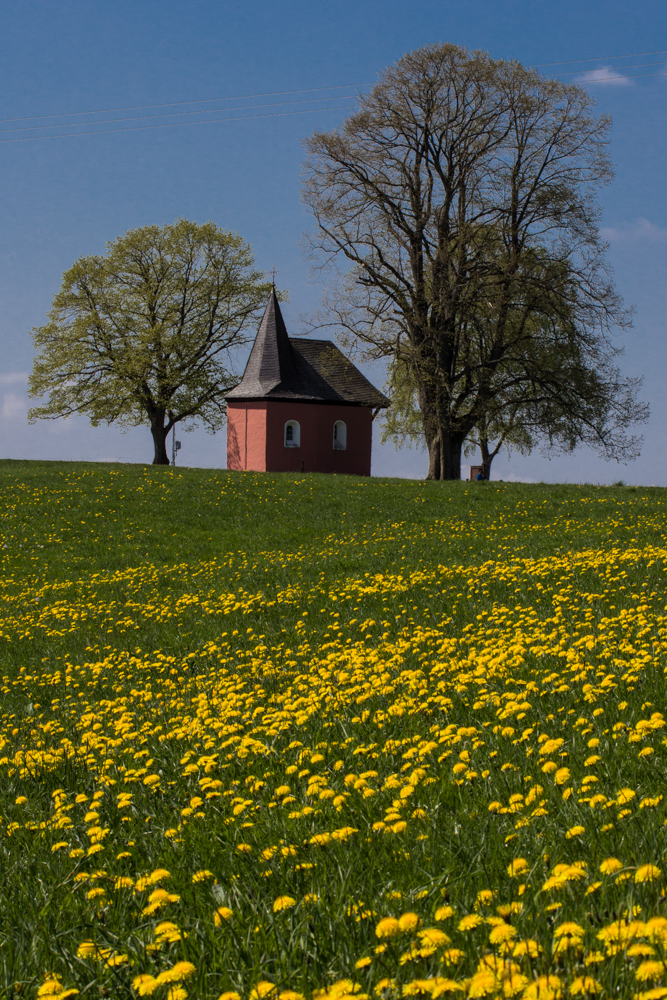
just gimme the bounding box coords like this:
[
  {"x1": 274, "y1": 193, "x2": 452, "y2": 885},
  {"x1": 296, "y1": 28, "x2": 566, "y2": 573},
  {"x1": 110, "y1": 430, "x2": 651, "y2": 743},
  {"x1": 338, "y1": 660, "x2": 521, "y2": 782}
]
[{"x1": 0, "y1": 461, "x2": 666, "y2": 999}]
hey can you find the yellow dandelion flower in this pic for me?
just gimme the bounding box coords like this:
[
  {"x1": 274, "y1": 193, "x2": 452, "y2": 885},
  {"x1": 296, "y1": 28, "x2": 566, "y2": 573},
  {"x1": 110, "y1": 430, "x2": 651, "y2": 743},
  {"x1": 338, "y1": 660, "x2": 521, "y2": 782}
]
[
  {"x1": 133, "y1": 975, "x2": 160, "y2": 997},
  {"x1": 375, "y1": 917, "x2": 401, "y2": 939},
  {"x1": 458, "y1": 914, "x2": 483, "y2": 932},
  {"x1": 636, "y1": 865, "x2": 662, "y2": 883},
  {"x1": 636, "y1": 962, "x2": 667, "y2": 982},
  {"x1": 155, "y1": 922, "x2": 184, "y2": 943},
  {"x1": 37, "y1": 984, "x2": 62, "y2": 1000},
  {"x1": 641, "y1": 797, "x2": 663, "y2": 809},
  {"x1": 512, "y1": 940, "x2": 541, "y2": 958},
  {"x1": 476, "y1": 889, "x2": 494, "y2": 906},
  {"x1": 155, "y1": 962, "x2": 196, "y2": 985},
  {"x1": 467, "y1": 970, "x2": 497, "y2": 998},
  {"x1": 435, "y1": 905, "x2": 454, "y2": 921},
  {"x1": 430, "y1": 980, "x2": 465, "y2": 997},
  {"x1": 566, "y1": 826, "x2": 585, "y2": 839},
  {"x1": 554, "y1": 922, "x2": 585, "y2": 939},
  {"x1": 488, "y1": 922, "x2": 517, "y2": 944},
  {"x1": 38, "y1": 980, "x2": 80, "y2": 1000},
  {"x1": 165, "y1": 990, "x2": 187, "y2": 1000},
  {"x1": 522, "y1": 975, "x2": 562, "y2": 999},
  {"x1": 628, "y1": 944, "x2": 657, "y2": 957},
  {"x1": 646, "y1": 917, "x2": 667, "y2": 938},
  {"x1": 273, "y1": 896, "x2": 297, "y2": 913},
  {"x1": 419, "y1": 928, "x2": 451, "y2": 948},
  {"x1": 569, "y1": 976, "x2": 602, "y2": 995},
  {"x1": 501, "y1": 972, "x2": 527, "y2": 996},
  {"x1": 141, "y1": 887, "x2": 180, "y2": 916},
  {"x1": 250, "y1": 985, "x2": 278, "y2": 1000},
  {"x1": 507, "y1": 859, "x2": 529, "y2": 877},
  {"x1": 599, "y1": 858, "x2": 623, "y2": 875},
  {"x1": 148, "y1": 868, "x2": 171, "y2": 884},
  {"x1": 398, "y1": 913, "x2": 420, "y2": 932},
  {"x1": 192, "y1": 870, "x2": 214, "y2": 883}
]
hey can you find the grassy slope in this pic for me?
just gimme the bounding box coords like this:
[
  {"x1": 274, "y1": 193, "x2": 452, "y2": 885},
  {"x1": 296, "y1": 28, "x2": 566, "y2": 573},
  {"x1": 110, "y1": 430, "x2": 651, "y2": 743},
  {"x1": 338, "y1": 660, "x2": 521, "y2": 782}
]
[
  {"x1": 2, "y1": 457, "x2": 660, "y2": 570},
  {"x1": 1, "y1": 461, "x2": 667, "y2": 997},
  {"x1": 2, "y1": 459, "x2": 660, "y2": 675}
]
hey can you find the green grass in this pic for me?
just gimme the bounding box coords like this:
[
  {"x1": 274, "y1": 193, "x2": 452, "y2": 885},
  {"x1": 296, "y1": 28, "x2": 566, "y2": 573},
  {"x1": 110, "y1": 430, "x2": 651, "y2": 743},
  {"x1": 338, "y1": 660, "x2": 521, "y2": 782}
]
[{"x1": 1, "y1": 460, "x2": 666, "y2": 1000}]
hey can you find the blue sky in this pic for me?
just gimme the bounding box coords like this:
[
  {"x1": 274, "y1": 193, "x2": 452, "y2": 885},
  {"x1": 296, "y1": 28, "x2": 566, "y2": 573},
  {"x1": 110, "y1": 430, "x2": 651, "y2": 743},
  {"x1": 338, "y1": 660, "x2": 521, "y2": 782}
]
[{"x1": 0, "y1": 0, "x2": 665, "y2": 483}]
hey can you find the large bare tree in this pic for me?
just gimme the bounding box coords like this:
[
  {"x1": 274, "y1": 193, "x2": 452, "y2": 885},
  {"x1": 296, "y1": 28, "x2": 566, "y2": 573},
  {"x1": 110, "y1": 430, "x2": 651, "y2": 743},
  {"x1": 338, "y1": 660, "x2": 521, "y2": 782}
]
[{"x1": 303, "y1": 44, "x2": 646, "y2": 479}]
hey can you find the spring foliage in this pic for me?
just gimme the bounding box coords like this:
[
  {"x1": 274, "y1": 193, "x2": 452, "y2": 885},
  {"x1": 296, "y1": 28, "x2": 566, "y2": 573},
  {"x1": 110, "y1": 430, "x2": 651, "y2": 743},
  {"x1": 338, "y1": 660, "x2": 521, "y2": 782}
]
[{"x1": 28, "y1": 219, "x2": 270, "y2": 464}]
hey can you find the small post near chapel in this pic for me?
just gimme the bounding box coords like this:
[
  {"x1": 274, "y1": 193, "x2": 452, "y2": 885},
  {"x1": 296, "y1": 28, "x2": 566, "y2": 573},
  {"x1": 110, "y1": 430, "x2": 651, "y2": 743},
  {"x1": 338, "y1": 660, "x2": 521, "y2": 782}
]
[{"x1": 225, "y1": 289, "x2": 389, "y2": 476}]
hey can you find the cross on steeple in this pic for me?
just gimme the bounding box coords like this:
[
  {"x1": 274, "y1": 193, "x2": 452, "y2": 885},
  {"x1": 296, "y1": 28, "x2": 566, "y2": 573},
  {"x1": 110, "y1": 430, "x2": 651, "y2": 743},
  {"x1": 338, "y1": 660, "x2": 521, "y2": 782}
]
[{"x1": 270, "y1": 265, "x2": 278, "y2": 287}]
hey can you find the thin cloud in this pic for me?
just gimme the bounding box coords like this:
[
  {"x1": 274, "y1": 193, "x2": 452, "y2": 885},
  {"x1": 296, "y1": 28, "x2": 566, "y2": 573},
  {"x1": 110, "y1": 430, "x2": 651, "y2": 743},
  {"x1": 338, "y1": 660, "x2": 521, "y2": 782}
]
[
  {"x1": 1, "y1": 392, "x2": 27, "y2": 419},
  {"x1": 574, "y1": 66, "x2": 633, "y2": 86},
  {"x1": 0, "y1": 371, "x2": 28, "y2": 386},
  {"x1": 601, "y1": 218, "x2": 667, "y2": 243}
]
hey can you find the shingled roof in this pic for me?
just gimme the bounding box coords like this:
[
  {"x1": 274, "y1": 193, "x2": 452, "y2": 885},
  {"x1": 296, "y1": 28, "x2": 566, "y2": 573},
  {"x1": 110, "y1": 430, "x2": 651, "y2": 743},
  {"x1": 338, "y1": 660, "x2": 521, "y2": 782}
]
[{"x1": 226, "y1": 290, "x2": 389, "y2": 408}]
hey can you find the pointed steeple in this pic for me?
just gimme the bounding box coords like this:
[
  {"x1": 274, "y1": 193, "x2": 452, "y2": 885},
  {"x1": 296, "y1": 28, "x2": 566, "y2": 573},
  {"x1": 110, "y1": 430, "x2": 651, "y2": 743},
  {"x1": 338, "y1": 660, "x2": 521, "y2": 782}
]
[
  {"x1": 226, "y1": 289, "x2": 298, "y2": 398},
  {"x1": 225, "y1": 285, "x2": 390, "y2": 407}
]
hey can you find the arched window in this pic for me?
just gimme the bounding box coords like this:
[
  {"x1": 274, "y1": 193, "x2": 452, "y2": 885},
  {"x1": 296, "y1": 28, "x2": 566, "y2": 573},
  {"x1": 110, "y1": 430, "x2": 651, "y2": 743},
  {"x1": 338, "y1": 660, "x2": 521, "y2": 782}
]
[
  {"x1": 284, "y1": 420, "x2": 300, "y2": 447},
  {"x1": 333, "y1": 420, "x2": 347, "y2": 450}
]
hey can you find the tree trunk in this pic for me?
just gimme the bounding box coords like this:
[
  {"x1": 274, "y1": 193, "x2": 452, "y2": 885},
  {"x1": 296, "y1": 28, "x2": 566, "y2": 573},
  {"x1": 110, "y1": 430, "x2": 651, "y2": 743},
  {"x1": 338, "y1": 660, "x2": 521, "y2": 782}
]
[
  {"x1": 150, "y1": 410, "x2": 170, "y2": 465},
  {"x1": 479, "y1": 436, "x2": 492, "y2": 480},
  {"x1": 421, "y1": 391, "x2": 465, "y2": 480},
  {"x1": 425, "y1": 428, "x2": 464, "y2": 480},
  {"x1": 479, "y1": 432, "x2": 508, "y2": 480}
]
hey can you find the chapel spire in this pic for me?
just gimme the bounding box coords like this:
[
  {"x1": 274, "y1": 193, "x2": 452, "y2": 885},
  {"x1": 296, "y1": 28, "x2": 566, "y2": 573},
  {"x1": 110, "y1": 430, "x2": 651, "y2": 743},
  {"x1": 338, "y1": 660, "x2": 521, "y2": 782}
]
[{"x1": 226, "y1": 288, "x2": 298, "y2": 398}]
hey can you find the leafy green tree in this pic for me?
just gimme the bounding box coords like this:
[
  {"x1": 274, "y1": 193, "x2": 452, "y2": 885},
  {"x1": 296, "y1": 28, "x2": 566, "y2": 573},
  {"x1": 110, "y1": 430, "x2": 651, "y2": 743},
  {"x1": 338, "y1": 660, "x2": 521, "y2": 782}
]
[
  {"x1": 463, "y1": 412, "x2": 533, "y2": 480},
  {"x1": 28, "y1": 219, "x2": 271, "y2": 464},
  {"x1": 382, "y1": 289, "x2": 647, "y2": 480}
]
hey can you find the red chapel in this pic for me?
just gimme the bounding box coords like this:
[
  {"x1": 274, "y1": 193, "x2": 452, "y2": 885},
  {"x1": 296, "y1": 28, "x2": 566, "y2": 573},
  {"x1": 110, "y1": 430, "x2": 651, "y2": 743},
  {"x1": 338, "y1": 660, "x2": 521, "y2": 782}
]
[{"x1": 225, "y1": 290, "x2": 389, "y2": 476}]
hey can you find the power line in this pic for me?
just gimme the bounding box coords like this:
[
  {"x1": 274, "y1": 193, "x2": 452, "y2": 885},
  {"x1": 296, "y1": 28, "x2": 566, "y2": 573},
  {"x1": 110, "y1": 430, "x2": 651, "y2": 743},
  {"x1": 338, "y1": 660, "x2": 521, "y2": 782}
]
[
  {"x1": 0, "y1": 104, "x2": 356, "y2": 144},
  {"x1": 0, "y1": 46, "x2": 664, "y2": 144},
  {"x1": 1, "y1": 71, "x2": 664, "y2": 144},
  {"x1": 0, "y1": 94, "x2": 356, "y2": 136},
  {"x1": 0, "y1": 83, "x2": 371, "y2": 127},
  {"x1": 533, "y1": 48, "x2": 667, "y2": 67}
]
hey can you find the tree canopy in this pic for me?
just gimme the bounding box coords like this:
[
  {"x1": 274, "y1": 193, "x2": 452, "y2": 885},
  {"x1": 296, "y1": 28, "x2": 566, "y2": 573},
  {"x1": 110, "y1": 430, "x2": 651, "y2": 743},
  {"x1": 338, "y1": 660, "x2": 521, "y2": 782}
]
[
  {"x1": 28, "y1": 219, "x2": 271, "y2": 464},
  {"x1": 303, "y1": 43, "x2": 647, "y2": 479}
]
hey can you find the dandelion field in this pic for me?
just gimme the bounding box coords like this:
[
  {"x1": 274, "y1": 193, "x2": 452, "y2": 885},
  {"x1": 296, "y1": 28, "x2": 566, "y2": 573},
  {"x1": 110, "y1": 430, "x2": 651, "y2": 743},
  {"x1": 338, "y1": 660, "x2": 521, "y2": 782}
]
[{"x1": 1, "y1": 461, "x2": 667, "y2": 1000}]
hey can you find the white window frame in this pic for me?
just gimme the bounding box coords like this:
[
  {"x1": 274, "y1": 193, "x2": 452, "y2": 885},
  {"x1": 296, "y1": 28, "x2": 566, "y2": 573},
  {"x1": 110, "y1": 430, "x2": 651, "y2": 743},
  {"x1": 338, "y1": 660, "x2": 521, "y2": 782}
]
[
  {"x1": 284, "y1": 420, "x2": 300, "y2": 448},
  {"x1": 333, "y1": 420, "x2": 347, "y2": 450}
]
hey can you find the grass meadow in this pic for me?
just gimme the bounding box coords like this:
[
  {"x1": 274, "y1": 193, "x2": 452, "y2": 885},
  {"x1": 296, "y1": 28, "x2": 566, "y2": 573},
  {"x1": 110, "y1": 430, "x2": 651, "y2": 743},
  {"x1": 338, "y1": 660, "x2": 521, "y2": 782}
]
[{"x1": 0, "y1": 460, "x2": 666, "y2": 1000}]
